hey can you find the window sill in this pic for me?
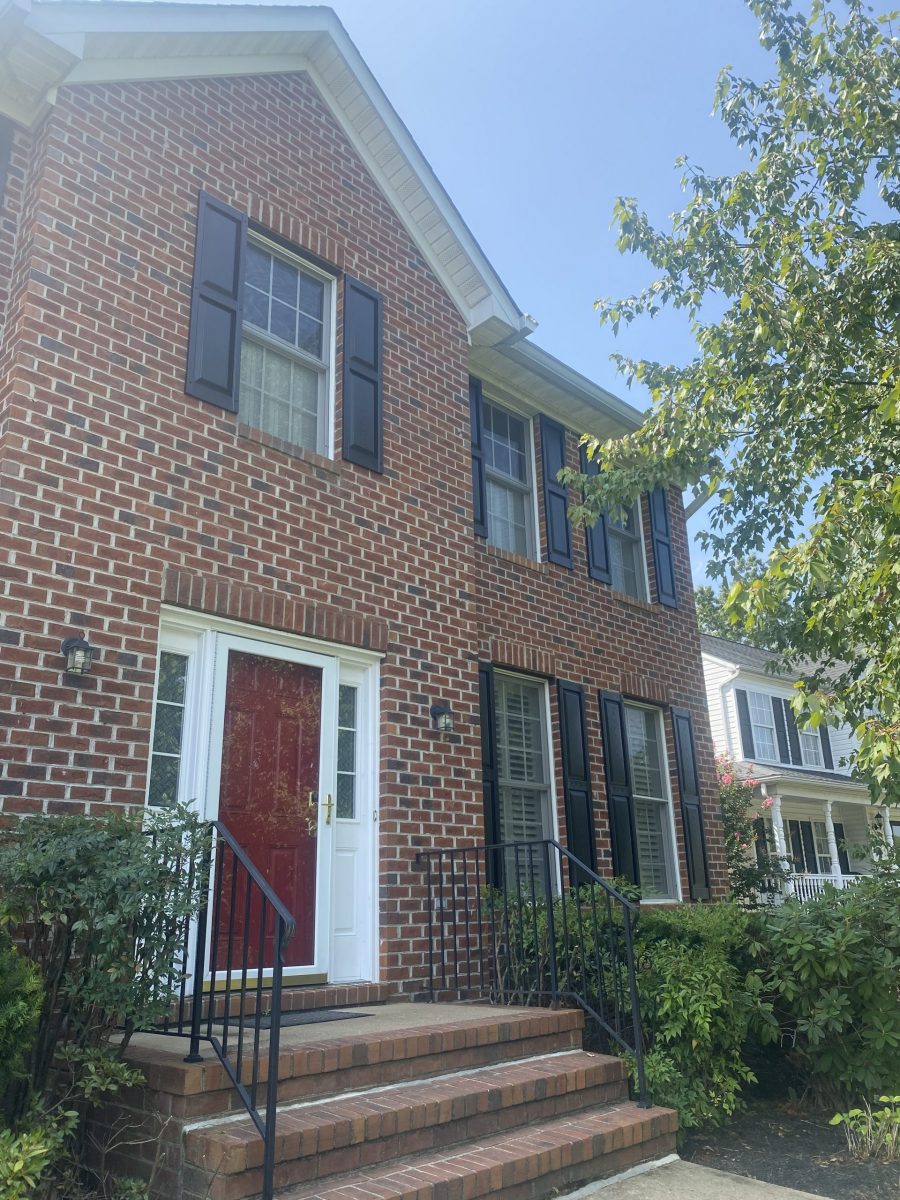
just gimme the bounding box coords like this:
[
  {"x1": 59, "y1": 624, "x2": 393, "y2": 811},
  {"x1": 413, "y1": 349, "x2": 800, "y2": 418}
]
[
  {"x1": 606, "y1": 587, "x2": 656, "y2": 613},
  {"x1": 237, "y1": 423, "x2": 342, "y2": 476},
  {"x1": 482, "y1": 543, "x2": 547, "y2": 575}
]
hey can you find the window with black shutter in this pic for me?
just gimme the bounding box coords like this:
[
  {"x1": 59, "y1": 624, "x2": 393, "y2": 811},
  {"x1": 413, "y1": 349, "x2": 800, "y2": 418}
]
[
  {"x1": 557, "y1": 680, "x2": 596, "y2": 873},
  {"x1": 671, "y1": 706, "x2": 711, "y2": 900},
  {"x1": 648, "y1": 487, "x2": 677, "y2": 607}
]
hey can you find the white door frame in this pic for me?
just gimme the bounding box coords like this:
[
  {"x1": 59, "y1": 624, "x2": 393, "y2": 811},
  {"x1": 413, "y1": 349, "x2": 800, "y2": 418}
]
[{"x1": 148, "y1": 608, "x2": 382, "y2": 984}]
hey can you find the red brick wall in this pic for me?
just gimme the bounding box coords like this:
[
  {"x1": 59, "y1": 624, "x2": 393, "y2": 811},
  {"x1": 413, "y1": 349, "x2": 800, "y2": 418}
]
[{"x1": 0, "y1": 69, "x2": 724, "y2": 992}]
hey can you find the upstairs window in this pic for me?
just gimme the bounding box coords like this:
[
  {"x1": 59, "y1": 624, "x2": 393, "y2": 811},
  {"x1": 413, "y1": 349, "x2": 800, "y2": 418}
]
[
  {"x1": 239, "y1": 239, "x2": 333, "y2": 455},
  {"x1": 799, "y1": 729, "x2": 823, "y2": 767},
  {"x1": 483, "y1": 401, "x2": 537, "y2": 558},
  {"x1": 747, "y1": 690, "x2": 778, "y2": 761},
  {"x1": 608, "y1": 500, "x2": 648, "y2": 600}
]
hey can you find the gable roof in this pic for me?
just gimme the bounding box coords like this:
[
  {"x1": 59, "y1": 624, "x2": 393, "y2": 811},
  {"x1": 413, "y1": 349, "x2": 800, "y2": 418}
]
[
  {"x1": 700, "y1": 634, "x2": 788, "y2": 677},
  {"x1": 1, "y1": 0, "x2": 535, "y2": 346}
]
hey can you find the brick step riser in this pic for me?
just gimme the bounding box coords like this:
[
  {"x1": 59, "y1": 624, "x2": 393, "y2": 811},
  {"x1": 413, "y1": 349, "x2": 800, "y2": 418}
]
[
  {"x1": 267, "y1": 1110, "x2": 678, "y2": 1200},
  {"x1": 185, "y1": 1076, "x2": 630, "y2": 1199},
  {"x1": 174, "y1": 1027, "x2": 584, "y2": 1121},
  {"x1": 163, "y1": 984, "x2": 395, "y2": 1024}
]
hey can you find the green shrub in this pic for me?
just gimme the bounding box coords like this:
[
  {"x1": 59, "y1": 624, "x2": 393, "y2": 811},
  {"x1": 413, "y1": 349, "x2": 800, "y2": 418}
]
[
  {"x1": 830, "y1": 1095, "x2": 900, "y2": 1162},
  {"x1": 632, "y1": 903, "x2": 776, "y2": 1132},
  {"x1": 0, "y1": 804, "x2": 210, "y2": 1196},
  {"x1": 0, "y1": 1123, "x2": 65, "y2": 1200},
  {"x1": 0, "y1": 929, "x2": 41, "y2": 1117},
  {"x1": 748, "y1": 869, "x2": 900, "y2": 1102}
]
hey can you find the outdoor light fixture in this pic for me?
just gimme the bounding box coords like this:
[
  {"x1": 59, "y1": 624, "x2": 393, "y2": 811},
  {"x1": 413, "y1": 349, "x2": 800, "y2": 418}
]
[
  {"x1": 430, "y1": 703, "x2": 454, "y2": 733},
  {"x1": 61, "y1": 635, "x2": 95, "y2": 675}
]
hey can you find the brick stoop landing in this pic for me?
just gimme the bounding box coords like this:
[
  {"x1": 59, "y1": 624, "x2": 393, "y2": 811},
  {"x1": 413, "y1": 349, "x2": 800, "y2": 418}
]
[{"x1": 104, "y1": 1002, "x2": 676, "y2": 1200}]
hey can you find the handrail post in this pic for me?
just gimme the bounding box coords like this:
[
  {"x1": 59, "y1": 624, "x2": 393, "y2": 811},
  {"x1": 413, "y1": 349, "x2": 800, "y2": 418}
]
[
  {"x1": 185, "y1": 831, "x2": 213, "y2": 1064},
  {"x1": 262, "y1": 914, "x2": 286, "y2": 1200},
  {"x1": 622, "y1": 906, "x2": 648, "y2": 1107},
  {"x1": 542, "y1": 842, "x2": 559, "y2": 1003}
]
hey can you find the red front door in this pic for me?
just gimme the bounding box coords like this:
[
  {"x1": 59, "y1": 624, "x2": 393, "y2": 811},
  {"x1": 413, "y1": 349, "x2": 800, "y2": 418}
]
[{"x1": 217, "y1": 650, "x2": 323, "y2": 967}]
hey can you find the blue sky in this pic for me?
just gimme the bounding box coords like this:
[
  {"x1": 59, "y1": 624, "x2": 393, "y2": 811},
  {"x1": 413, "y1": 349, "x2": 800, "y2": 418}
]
[{"x1": 319, "y1": 0, "x2": 774, "y2": 583}]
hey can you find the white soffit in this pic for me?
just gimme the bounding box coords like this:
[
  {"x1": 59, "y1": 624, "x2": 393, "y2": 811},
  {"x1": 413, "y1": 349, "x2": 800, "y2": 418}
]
[{"x1": 2, "y1": 0, "x2": 532, "y2": 344}]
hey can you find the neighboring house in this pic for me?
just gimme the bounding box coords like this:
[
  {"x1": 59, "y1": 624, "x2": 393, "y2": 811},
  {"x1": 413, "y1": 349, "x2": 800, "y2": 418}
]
[
  {"x1": 701, "y1": 634, "x2": 899, "y2": 900},
  {"x1": 0, "y1": 0, "x2": 726, "y2": 1008}
]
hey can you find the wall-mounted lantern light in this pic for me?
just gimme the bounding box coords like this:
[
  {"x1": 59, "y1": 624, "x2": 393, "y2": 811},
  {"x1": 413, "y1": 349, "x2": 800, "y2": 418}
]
[
  {"x1": 430, "y1": 702, "x2": 454, "y2": 734},
  {"x1": 61, "y1": 635, "x2": 95, "y2": 675}
]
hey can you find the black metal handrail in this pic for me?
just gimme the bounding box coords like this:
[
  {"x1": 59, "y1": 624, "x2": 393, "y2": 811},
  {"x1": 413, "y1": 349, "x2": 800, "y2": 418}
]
[
  {"x1": 141, "y1": 821, "x2": 295, "y2": 1200},
  {"x1": 416, "y1": 839, "x2": 647, "y2": 1106}
]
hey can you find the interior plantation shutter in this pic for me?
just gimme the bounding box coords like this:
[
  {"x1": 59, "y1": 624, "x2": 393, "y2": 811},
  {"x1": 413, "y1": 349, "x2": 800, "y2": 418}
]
[
  {"x1": 539, "y1": 415, "x2": 573, "y2": 568},
  {"x1": 598, "y1": 691, "x2": 639, "y2": 885},
  {"x1": 634, "y1": 802, "x2": 669, "y2": 896},
  {"x1": 469, "y1": 377, "x2": 488, "y2": 538},
  {"x1": 185, "y1": 190, "x2": 247, "y2": 411},
  {"x1": 478, "y1": 662, "x2": 502, "y2": 884},
  {"x1": 833, "y1": 822, "x2": 851, "y2": 874},
  {"x1": 735, "y1": 689, "x2": 755, "y2": 759},
  {"x1": 579, "y1": 446, "x2": 611, "y2": 583},
  {"x1": 648, "y1": 487, "x2": 678, "y2": 607},
  {"x1": 671, "y1": 706, "x2": 711, "y2": 900},
  {"x1": 819, "y1": 723, "x2": 835, "y2": 770},
  {"x1": 557, "y1": 680, "x2": 597, "y2": 875},
  {"x1": 342, "y1": 276, "x2": 384, "y2": 472}
]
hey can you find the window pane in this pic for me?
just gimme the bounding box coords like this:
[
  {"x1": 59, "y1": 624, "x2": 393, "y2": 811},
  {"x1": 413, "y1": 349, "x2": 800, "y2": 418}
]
[
  {"x1": 610, "y1": 530, "x2": 641, "y2": 598},
  {"x1": 800, "y1": 732, "x2": 822, "y2": 766},
  {"x1": 298, "y1": 274, "x2": 324, "y2": 321},
  {"x1": 748, "y1": 692, "x2": 778, "y2": 760},
  {"x1": 484, "y1": 403, "x2": 528, "y2": 483},
  {"x1": 812, "y1": 821, "x2": 832, "y2": 874},
  {"x1": 245, "y1": 243, "x2": 271, "y2": 290},
  {"x1": 148, "y1": 754, "x2": 180, "y2": 809},
  {"x1": 242, "y1": 243, "x2": 327, "y2": 364},
  {"x1": 297, "y1": 313, "x2": 323, "y2": 358},
  {"x1": 487, "y1": 479, "x2": 529, "y2": 557},
  {"x1": 625, "y1": 706, "x2": 665, "y2": 800},
  {"x1": 148, "y1": 651, "x2": 188, "y2": 808},
  {"x1": 496, "y1": 678, "x2": 547, "y2": 786},
  {"x1": 239, "y1": 339, "x2": 321, "y2": 453},
  {"x1": 272, "y1": 257, "x2": 298, "y2": 304},
  {"x1": 336, "y1": 684, "x2": 357, "y2": 820},
  {"x1": 157, "y1": 651, "x2": 187, "y2": 704},
  {"x1": 270, "y1": 298, "x2": 297, "y2": 343},
  {"x1": 244, "y1": 287, "x2": 269, "y2": 330},
  {"x1": 635, "y1": 799, "x2": 672, "y2": 898}
]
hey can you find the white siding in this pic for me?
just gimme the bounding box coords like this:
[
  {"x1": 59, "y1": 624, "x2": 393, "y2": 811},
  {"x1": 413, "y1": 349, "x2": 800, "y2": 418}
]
[{"x1": 700, "y1": 654, "x2": 735, "y2": 757}]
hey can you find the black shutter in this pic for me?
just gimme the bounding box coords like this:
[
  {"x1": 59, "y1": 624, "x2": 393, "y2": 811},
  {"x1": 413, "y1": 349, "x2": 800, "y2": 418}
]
[
  {"x1": 598, "y1": 691, "x2": 639, "y2": 884},
  {"x1": 539, "y1": 415, "x2": 572, "y2": 568},
  {"x1": 772, "y1": 698, "x2": 791, "y2": 763},
  {"x1": 469, "y1": 377, "x2": 488, "y2": 538},
  {"x1": 185, "y1": 190, "x2": 247, "y2": 411},
  {"x1": 800, "y1": 820, "x2": 818, "y2": 872},
  {"x1": 787, "y1": 820, "x2": 805, "y2": 870},
  {"x1": 342, "y1": 276, "x2": 383, "y2": 472},
  {"x1": 478, "y1": 662, "x2": 502, "y2": 885},
  {"x1": 833, "y1": 822, "x2": 851, "y2": 875},
  {"x1": 580, "y1": 446, "x2": 611, "y2": 583},
  {"x1": 819, "y1": 723, "x2": 834, "y2": 770},
  {"x1": 648, "y1": 487, "x2": 678, "y2": 607},
  {"x1": 735, "y1": 689, "x2": 755, "y2": 759},
  {"x1": 671, "y1": 706, "x2": 711, "y2": 900},
  {"x1": 780, "y1": 699, "x2": 801, "y2": 765},
  {"x1": 557, "y1": 681, "x2": 597, "y2": 873}
]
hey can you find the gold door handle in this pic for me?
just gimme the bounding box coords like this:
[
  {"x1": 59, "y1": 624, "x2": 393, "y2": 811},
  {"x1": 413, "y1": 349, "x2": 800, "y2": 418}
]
[{"x1": 324, "y1": 793, "x2": 333, "y2": 825}]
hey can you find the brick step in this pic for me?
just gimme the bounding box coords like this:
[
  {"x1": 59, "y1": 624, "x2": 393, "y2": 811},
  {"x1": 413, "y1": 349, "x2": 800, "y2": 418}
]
[
  {"x1": 183, "y1": 1051, "x2": 628, "y2": 1199},
  {"x1": 200, "y1": 982, "x2": 396, "y2": 1022},
  {"x1": 126, "y1": 1006, "x2": 585, "y2": 1120},
  {"x1": 276, "y1": 1103, "x2": 678, "y2": 1200}
]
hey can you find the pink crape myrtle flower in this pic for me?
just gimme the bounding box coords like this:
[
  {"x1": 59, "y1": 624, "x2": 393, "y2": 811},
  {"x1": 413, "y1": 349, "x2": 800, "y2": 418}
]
[
  {"x1": 761, "y1": 796, "x2": 774, "y2": 809},
  {"x1": 721, "y1": 773, "x2": 733, "y2": 786}
]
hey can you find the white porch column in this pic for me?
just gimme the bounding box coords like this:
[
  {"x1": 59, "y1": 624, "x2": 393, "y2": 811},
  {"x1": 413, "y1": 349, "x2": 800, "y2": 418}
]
[
  {"x1": 824, "y1": 800, "x2": 842, "y2": 881},
  {"x1": 767, "y1": 789, "x2": 792, "y2": 895}
]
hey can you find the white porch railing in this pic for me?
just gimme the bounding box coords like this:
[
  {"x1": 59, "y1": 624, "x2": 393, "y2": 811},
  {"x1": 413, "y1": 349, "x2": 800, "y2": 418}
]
[{"x1": 786, "y1": 873, "x2": 860, "y2": 901}]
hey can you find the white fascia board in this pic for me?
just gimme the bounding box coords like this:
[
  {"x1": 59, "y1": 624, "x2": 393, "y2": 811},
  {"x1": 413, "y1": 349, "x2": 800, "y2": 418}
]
[{"x1": 24, "y1": 1, "x2": 529, "y2": 342}]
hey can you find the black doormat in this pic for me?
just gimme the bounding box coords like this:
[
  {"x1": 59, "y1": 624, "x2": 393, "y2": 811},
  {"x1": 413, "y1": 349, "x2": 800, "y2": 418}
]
[{"x1": 255, "y1": 1008, "x2": 370, "y2": 1030}]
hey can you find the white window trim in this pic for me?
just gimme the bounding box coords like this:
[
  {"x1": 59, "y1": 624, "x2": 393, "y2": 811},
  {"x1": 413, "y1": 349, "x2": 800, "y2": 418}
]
[
  {"x1": 482, "y1": 395, "x2": 540, "y2": 561},
  {"x1": 624, "y1": 701, "x2": 682, "y2": 904},
  {"x1": 726, "y1": 679, "x2": 835, "y2": 774},
  {"x1": 241, "y1": 232, "x2": 338, "y2": 459},
  {"x1": 607, "y1": 495, "x2": 651, "y2": 602}
]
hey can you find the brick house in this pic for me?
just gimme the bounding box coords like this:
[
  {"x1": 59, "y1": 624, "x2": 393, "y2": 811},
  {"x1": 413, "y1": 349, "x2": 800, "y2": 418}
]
[
  {"x1": 0, "y1": 4, "x2": 730, "y2": 1194},
  {"x1": 0, "y1": 0, "x2": 726, "y2": 994}
]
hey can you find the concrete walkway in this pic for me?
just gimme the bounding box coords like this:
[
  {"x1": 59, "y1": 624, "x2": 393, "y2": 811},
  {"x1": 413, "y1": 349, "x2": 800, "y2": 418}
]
[{"x1": 581, "y1": 1158, "x2": 826, "y2": 1200}]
